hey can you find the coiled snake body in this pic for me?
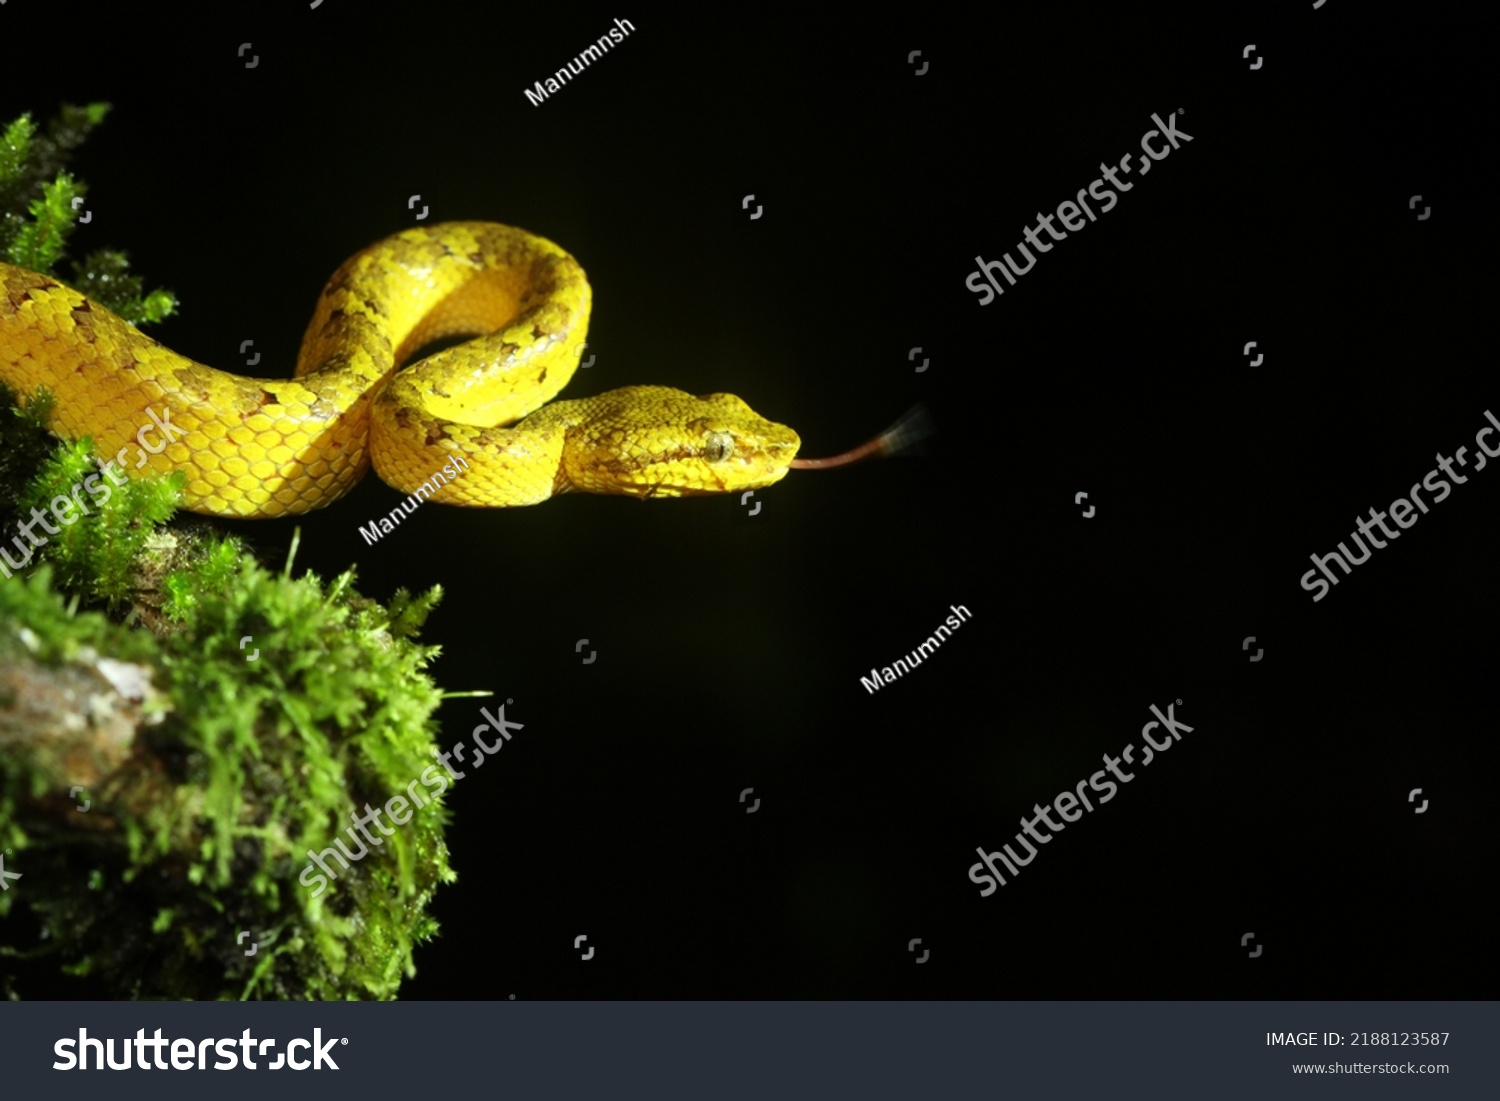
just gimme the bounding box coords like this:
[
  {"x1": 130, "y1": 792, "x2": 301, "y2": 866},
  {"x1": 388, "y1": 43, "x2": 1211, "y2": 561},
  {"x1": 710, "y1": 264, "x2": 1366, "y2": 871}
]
[{"x1": 0, "y1": 222, "x2": 809, "y2": 518}]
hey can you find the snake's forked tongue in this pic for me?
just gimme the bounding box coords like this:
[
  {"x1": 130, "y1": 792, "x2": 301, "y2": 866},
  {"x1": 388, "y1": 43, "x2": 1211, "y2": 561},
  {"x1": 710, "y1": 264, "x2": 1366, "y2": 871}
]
[{"x1": 789, "y1": 403, "x2": 935, "y2": 470}]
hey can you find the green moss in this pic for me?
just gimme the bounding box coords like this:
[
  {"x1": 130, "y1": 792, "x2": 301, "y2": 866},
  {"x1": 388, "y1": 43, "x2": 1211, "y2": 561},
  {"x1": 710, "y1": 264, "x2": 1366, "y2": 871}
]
[
  {"x1": 0, "y1": 105, "x2": 462, "y2": 999},
  {"x1": 15, "y1": 424, "x2": 183, "y2": 609},
  {"x1": 0, "y1": 423, "x2": 460, "y2": 999},
  {"x1": 5, "y1": 171, "x2": 82, "y2": 272},
  {"x1": 67, "y1": 249, "x2": 178, "y2": 326},
  {"x1": 1, "y1": 102, "x2": 176, "y2": 323}
]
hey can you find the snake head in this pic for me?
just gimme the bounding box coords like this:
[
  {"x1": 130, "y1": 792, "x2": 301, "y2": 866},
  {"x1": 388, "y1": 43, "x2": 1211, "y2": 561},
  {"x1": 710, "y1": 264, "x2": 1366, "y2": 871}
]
[{"x1": 564, "y1": 386, "x2": 800, "y2": 499}]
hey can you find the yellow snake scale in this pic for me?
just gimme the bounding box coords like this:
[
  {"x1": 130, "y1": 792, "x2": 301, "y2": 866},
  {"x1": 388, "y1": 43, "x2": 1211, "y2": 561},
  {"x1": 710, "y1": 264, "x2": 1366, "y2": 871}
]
[{"x1": 0, "y1": 222, "x2": 803, "y2": 518}]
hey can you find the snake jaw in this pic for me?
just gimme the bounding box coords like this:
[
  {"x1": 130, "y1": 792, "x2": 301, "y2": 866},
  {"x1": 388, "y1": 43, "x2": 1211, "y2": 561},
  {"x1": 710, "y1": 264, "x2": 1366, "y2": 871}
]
[{"x1": 550, "y1": 387, "x2": 800, "y2": 499}]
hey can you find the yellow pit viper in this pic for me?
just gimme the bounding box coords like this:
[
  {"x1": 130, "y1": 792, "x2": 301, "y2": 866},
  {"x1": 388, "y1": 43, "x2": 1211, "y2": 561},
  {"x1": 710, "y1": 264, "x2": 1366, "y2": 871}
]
[{"x1": 0, "y1": 222, "x2": 899, "y2": 519}]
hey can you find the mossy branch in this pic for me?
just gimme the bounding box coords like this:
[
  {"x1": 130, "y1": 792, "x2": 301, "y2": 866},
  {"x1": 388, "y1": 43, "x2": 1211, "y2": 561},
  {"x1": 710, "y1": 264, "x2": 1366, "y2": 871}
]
[
  {"x1": 0, "y1": 107, "x2": 460, "y2": 999},
  {"x1": 0, "y1": 427, "x2": 459, "y2": 998}
]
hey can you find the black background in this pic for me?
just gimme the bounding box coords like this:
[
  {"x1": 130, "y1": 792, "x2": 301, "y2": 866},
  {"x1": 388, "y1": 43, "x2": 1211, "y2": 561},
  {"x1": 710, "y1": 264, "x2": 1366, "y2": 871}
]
[{"x1": 1, "y1": 1, "x2": 1493, "y2": 999}]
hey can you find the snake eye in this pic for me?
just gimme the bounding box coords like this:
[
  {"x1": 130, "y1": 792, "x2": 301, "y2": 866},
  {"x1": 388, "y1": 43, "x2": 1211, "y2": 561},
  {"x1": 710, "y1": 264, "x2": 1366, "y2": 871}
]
[{"x1": 704, "y1": 431, "x2": 734, "y2": 463}]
